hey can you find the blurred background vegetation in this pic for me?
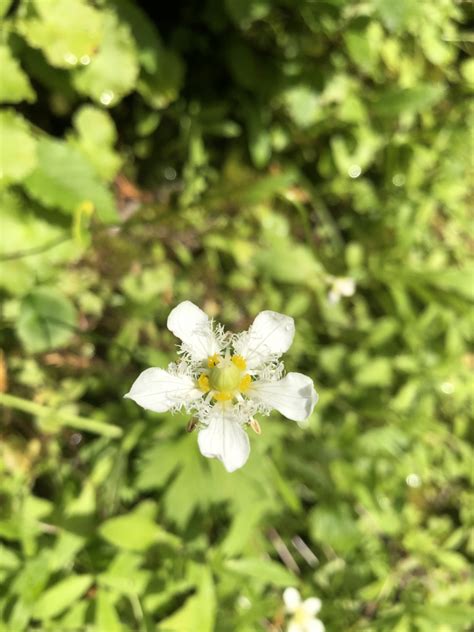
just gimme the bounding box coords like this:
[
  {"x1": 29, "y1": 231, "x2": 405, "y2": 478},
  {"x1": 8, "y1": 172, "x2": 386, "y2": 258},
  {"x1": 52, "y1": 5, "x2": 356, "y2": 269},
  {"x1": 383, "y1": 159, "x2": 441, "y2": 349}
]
[{"x1": 0, "y1": 0, "x2": 473, "y2": 630}]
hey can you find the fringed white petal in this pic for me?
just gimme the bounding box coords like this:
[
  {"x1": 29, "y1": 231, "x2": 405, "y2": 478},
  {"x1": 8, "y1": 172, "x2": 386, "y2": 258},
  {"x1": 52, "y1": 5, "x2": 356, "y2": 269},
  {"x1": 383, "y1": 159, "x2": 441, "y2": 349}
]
[
  {"x1": 167, "y1": 300, "x2": 220, "y2": 361},
  {"x1": 234, "y1": 310, "x2": 295, "y2": 369},
  {"x1": 124, "y1": 367, "x2": 202, "y2": 413},
  {"x1": 197, "y1": 407, "x2": 250, "y2": 472},
  {"x1": 249, "y1": 372, "x2": 318, "y2": 421}
]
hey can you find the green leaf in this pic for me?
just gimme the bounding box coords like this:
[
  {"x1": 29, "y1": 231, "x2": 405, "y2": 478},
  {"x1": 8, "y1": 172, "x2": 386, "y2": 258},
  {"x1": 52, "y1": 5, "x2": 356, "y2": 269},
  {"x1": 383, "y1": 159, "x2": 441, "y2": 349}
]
[
  {"x1": 99, "y1": 511, "x2": 180, "y2": 551},
  {"x1": 70, "y1": 105, "x2": 121, "y2": 181},
  {"x1": 0, "y1": 110, "x2": 37, "y2": 186},
  {"x1": 95, "y1": 590, "x2": 122, "y2": 632},
  {"x1": 255, "y1": 239, "x2": 322, "y2": 284},
  {"x1": 355, "y1": 357, "x2": 393, "y2": 387},
  {"x1": 0, "y1": 44, "x2": 36, "y2": 103},
  {"x1": 18, "y1": 0, "x2": 103, "y2": 69},
  {"x1": 225, "y1": 0, "x2": 270, "y2": 26},
  {"x1": 0, "y1": 0, "x2": 14, "y2": 18},
  {"x1": 160, "y1": 564, "x2": 215, "y2": 632},
  {"x1": 138, "y1": 47, "x2": 184, "y2": 110},
  {"x1": 373, "y1": 0, "x2": 420, "y2": 31},
  {"x1": 98, "y1": 552, "x2": 149, "y2": 596},
  {"x1": 33, "y1": 575, "x2": 93, "y2": 620},
  {"x1": 17, "y1": 287, "x2": 78, "y2": 353},
  {"x1": 0, "y1": 191, "x2": 73, "y2": 295},
  {"x1": 310, "y1": 505, "x2": 361, "y2": 554},
  {"x1": 24, "y1": 136, "x2": 118, "y2": 221},
  {"x1": 224, "y1": 558, "x2": 295, "y2": 587},
  {"x1": 73, "y1": 11, "x2": 139, "y2": 106},
  {"x1": 373, "y1": 85, "x2": 445, "y2": 117},
  {"x1": 283, "y1": 85, "x2": 322, "y2": 128}
]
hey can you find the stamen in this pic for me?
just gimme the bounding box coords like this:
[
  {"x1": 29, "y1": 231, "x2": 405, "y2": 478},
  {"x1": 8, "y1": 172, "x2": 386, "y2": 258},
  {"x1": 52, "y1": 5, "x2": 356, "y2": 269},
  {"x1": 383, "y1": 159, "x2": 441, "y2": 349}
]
[
  {"x1": 198, "y1": 374, "x2": 210, "y2": 392},
  {"x1": 207, "y1": 353, "x2": 221, "y2": 368},
  {"x1": 186, "y1": 417, "x2": 197, "y2": 432},
  {"x1": 231, "y1": 354, "x2": 247, "y2": 370},
  {"x1": 249, "y1": 418, "x2": 261, "y2": 434},
  {"x1": 239, "y1": 374, "x2": 252, "y2": 392},
  {"x1": 213, "y1": 391, "x2": 233, "y2": 402}
]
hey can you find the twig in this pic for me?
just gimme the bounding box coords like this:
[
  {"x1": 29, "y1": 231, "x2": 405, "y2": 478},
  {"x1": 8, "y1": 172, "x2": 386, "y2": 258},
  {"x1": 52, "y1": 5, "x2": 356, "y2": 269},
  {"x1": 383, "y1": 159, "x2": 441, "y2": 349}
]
[
  {"x1": 268, "y1": 528, "x2": 300, "y2": 575},
  {"x1": 291, "y1": 536, "x2": 319, "y2": 567}
]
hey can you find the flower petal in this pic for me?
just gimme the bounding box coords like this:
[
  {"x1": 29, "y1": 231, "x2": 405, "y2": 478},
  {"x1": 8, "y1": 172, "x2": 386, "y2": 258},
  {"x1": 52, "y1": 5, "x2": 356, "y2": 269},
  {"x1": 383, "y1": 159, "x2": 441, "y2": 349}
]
[
  {"x1": 288, "y1": 622, "x2": 303, "y2": 632},
  {"x1": 167, "y1": 300, "x2": 220, "y2": 361},
  {"x1": 124, "y1": 367, "x2": 202, "y2": 413},
  {"x1": 283, "y1": 587, "x2": 301, "y2": 613},
  {"x1": 302, "y1": 597, "x2": 322, "y2": 617},
  {"x1": 197, "y1": 407, "x2": 250, "y2": 472},
  {"x1": 249, "y1": 372, "x2": 318, "y2": 421},
  {"x1": 307, "y1": 619, "x2": 325, "y2": 632},
  {"x1": 235, "y1": 310, "x2": 295, "y2": 369}
]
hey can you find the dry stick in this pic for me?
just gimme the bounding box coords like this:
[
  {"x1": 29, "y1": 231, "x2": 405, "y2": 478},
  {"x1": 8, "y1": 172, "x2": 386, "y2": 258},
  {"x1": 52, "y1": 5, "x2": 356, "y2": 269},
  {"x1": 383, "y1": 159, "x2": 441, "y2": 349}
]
[
  {"x1": 268, "y1": 527, "x2": 300, "y2": 575},
  {"x1": 291, "y1": 535, "x2": 320, "y2": 567}
]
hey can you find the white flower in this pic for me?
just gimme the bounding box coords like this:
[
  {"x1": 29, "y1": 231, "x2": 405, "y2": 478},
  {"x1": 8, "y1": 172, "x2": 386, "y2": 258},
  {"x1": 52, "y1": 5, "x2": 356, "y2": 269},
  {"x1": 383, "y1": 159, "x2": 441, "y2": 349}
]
[
  {"x1": 328, "y1": 276, "x2": 356, "y2": 304},
  {"x1": 283, "y1": 587, "x2": 324, "y2": 632},
  {"x1": 125, "y1": 301, "x2": 318, "y2": 472}
]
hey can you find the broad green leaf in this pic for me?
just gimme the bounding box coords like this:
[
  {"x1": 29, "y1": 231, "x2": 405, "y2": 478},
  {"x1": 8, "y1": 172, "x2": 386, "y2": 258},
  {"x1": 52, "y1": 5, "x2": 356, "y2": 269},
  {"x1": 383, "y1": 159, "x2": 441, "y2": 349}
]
[
  {"x1": 98, "y1": 552, "x2": 150, "y2": 596},
  {"x1": 95, "y1": 590, "x2": 122, "y2": 632},
  {"x1": 225, "y1": 0, "x2": 270, "y2": 26},
  {"x1": 113, "y1": 0, "x2": 184, "y2": 107},
  {"x1": 0, "y1": 544, "x2": 20, "y2": 570},
  {"x1": 99, "y1": 511, "x2": 180, "y2": 551},
  {"x1": 0, "y1": 110, "x2": 37, "y2": 186},
  {"x1": 373, "y1": 0, "x2": 420, "y2": 31},
  {"x1": 24, "y1": 137, "x2": 117, "y2": 221},
  {"x1": 0, "y1": 191, "x2": 73, "y2": 295},
  {"x1": 18, "y1": 0, "x2": 103, "y2": 69},
  {"x1": 373, "y1": 85, "x2": 445, "y2": 117},
  {"x1": 138, "y1": 47, "x2": 184, "y2": 109},
  {"x1": 310, "y1": 505, "x2": 361, "y2": 554},
  {"x1": 33, "y1": 575, "x2": 93, "y2": 620},
  {"x1": 283, "y1": 85, "x2": 322, "y2": 128},
  {"x1": 229, "y1": 169, "x2": 298, "y2": 204},
  {"x1": 17, "y1": 287, "x2": 78, "y2": 353},
  {"x1": 0, "y1": 44, "x2": 36, "y2": 103},
  {"x1": 160, "y1": 565, "x2": 215, "y2": 632},
  {"x1": 70, "y1": 105, "x2": 121, "y2": 181},
  {"x1": 161, "y1": 440, "x2": 211, "y2": 529},
  {"x1": 355, "y1": 357, "x2": 393, "y2": 387},
  {"x1": 425, "y1": 266, "x2": 474, "y2": 301},
  {"x1": 58, "y1": 600, "x2": 89, "y2": 630},
  {"x1": 73, "y1": 11, "x2": 139, "y2": 106},
  {"x1": 0, "y1": 0, "x2": 14, "y2": 18},
  {"x1": 255, "y1": 239, "x2": 321, "y2": 284},
  {"x1": 224, "y1": 558, "x2": 295, "y2": 587}
]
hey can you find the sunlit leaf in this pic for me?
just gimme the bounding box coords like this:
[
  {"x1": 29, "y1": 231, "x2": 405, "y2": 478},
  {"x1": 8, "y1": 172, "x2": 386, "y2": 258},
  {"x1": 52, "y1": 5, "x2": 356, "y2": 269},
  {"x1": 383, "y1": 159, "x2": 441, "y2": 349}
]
[
  {"x1": 0, "y1": 44, "x2": 36, "y2": 103},
  {"x1": 0, "y1": 110, "x2": 37, "y2": 187},
  {"x1": 73, "y1": 11, "x2": 139, "y2": 106},
  {"x1": 24, "y1": 137, "x2": 117, "y2": 221},
  {"x1": 17, "y1": 287, "x2": 78, "y2": 353},
  {"x1": 33, "y1": 575, "x2": 93, "y2": 620},
  {"x1": 18, "y1": 0, "x2": 103, "y2": 69}
]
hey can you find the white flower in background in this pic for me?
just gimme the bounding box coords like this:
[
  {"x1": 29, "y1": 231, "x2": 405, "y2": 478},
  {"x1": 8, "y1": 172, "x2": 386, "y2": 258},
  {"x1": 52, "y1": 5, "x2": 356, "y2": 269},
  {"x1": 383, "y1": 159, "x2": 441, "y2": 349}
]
[
  {"x1": 125, "y1": 301, "x2": 318, "y2": 472},
  {"x1": 328, "y1": 276, "x2": 356, "y2": 305},
  {"x1": 283, "y1": 587, "x2": 324, "y2": 632}
]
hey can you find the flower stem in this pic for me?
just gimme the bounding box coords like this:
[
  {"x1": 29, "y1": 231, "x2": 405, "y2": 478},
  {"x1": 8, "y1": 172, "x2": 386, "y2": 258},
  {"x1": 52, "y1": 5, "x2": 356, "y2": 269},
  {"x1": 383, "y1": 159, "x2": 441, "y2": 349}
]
[{"x1": 0, "y1": 393, "x2": 122, "y2": 438}]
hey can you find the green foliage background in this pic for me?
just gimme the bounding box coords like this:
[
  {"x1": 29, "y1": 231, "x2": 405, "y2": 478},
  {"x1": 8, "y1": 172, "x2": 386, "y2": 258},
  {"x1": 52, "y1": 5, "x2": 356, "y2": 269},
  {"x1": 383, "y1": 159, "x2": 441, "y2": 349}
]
[{"x1": 0, "y1": 0, "x2": 472, "y2": 630}]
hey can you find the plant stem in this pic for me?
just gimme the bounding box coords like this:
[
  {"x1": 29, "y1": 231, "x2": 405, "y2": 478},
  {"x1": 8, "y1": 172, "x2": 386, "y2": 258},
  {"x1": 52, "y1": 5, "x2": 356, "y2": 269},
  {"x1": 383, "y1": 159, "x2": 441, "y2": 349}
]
[{"x1": 0, "y1": 393, "x2": 123, "y2": 438}]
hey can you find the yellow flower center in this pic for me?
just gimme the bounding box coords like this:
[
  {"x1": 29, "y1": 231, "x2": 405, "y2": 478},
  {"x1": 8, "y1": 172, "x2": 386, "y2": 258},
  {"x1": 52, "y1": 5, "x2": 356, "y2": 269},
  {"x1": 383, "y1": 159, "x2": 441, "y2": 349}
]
[{"x1": 198, "y1": 354, "x2": 251, "y2": 402}]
